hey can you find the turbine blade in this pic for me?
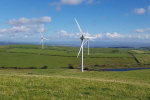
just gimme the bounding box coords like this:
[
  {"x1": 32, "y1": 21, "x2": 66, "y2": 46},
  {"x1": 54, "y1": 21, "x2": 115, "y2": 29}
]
[
  {"x1": 40, "y1": 33, "x2": 43, "y2": 37},
  {"x1": 39, "y1": 40, "x2": 43, "y2": 44},
  {"x1": 84, "y1": 36, "x2": 96, "y2": 39},
  {"x1": 84, "y1": 40, "x2": 88, "y2": 45},
  {"x1": 43, "y1": 38, "x2": 49, "y2": 40},
  {"x1": 77, "y1": 40, "x2": 84, "y2": 58},
  {"x1": 75, "y1": 18, "x2": 83, "y2": 36},
  {"x1": 89, "y1": 38, "x2": 95, "y2": 42}
]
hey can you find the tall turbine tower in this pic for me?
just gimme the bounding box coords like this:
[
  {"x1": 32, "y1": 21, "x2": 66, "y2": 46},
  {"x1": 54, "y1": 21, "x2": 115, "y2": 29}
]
[
  {"x1": 75, "y1": 18, "x2": 89, "y2": 72},
  {"x1": 39, "y1": 33, "x2": 49, "y2": 49}
]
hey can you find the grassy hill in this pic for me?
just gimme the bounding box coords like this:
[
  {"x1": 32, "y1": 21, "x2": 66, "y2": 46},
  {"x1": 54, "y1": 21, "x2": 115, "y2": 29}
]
[{"x1": 0, "y1": 69, "x2": 150, "y2": 100}]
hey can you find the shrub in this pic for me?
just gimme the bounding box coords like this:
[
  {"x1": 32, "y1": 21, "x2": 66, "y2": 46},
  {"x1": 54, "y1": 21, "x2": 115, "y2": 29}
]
[
  {"x1": 111, "y1": 50, "x2": 119, "y2": 53},
  {"x1": 68, "y1": 64, "x2": 74, "y2": 69},
  {"x1": 30, "y1": 66, "x2": 37, "y2": 69},
  {"x1": 84, "y1": 67, "x2": 89, "y2": 70},
  {"x1": 94, "y1": 64, "x2": 99, "y2": 67},
  {"x1": 2, "y1": 66, "x2": 5, "y2": 69},
  {"x1": 41, "y1": 65, "x2": 48, "y2": 69}
]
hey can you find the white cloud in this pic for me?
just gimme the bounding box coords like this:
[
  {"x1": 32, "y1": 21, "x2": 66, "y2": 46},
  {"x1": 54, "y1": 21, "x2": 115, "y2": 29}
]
[
  {"x1": 57, "y1": 30, "x2": 76, "y2": 38},
  {"x1": 57, "y1": 30, "x2": 93, "y2": 38},
  {"x1": 26, "y1": 24, "x2": 44, "y2": 28},
  {"x1": 148, "y1": 6, "x2": 150, "y2": 13},
  {"x1": 36, "y1": 28, "x2": 47, "y2": 33},
  {"x1": 56, "y1": 30, "x2": 150, "y2": 40},
  {"x1": 134, "y1": 29, "x2": 145, "y2": 33},
  {"x1": 49, "y1": 0, "x2": 83, "y2": 7},
  {"x1": 105, "y1": 32, "x2": 123, "y2": 38},
  {"x1": 0, "y1": 26, "x2": 29, "y2": 34},
  {"x1": 61, "y1": 0, "x2": 84, "y2": 5},
  {"x1": 145, "y1": 28, "x2": 150, "y2": 31},
  {"x1": 86, "y1": 0, "x2": 94, "y2": 4},
  {"x1": 50, "y1": 0, "x2": 99, "y2": 11},
  {"x1": 0, "y1": 16, "x2": 51, "y2": 36},
  {"x1": 94, "y1": 33, "x2": 102, "y2": 38},
  {"x1": 0, "y1": 25, "x2": 46, "y2": 35},
  {"x1": 57, "y1": 30, "x2": 124, "y2": 39},
  {"x1": 134, "y1": 28, "x2": 150, "y2": 33},
  {"x1": 135, "y1": 35, "x2": 150, "y2": 39},
  {"x1": 84, "y1": 31, "x2": 91, "y2": 37},
  {"x1": 134, "y1": 8, "x2": 145, "y2": 14},
  {"x1": 8, "y1": 16, "x2": 51, "y2": 26}
]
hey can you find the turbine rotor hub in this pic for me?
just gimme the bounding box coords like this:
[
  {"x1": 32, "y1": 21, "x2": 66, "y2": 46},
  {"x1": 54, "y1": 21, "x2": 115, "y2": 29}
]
[{"x1": 80, "y1": 35, "x2": 85, "y2": 40}]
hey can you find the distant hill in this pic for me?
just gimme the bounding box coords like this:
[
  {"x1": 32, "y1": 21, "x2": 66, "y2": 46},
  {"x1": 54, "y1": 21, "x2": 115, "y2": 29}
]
[{"x1": 0, "y1": 41, "x2": 150, "y2": 48}]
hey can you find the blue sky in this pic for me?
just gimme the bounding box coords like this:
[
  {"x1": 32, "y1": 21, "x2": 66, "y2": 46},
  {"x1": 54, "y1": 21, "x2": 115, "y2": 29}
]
[{"x1": 0, "y1": 0, "x2": 150, "y2": 43}]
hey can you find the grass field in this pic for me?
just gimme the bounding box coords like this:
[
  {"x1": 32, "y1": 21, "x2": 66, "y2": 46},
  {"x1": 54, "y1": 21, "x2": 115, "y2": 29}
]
[
  {"x1": 0, "y1": 45, "x2": 140, "y2": 69},
  {"x1": 0, "y1": 45, "x2": 10, "y2": 48},
  {"x1": 132, "y1": 50, "x2": 146, "y2": 53},
  {"x1": 0, "y1": 69, "x2": 150, "y2": 100},
  {"x1": 0, "y1": 44, "x2": 150, "y2": 99},
  {"x1": 9, "y1": 44, "x2": 132, "y2": 53},
  {"x1": 134, "y1": 54, "x2": 150, "y2": 64},
  {"x1": 0, "y1": 51, "x2": 137, "y2": 69}
]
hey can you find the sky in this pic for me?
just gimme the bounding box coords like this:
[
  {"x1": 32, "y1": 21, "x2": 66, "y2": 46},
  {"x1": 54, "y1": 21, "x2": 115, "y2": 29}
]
[{"x1": 0, "y1": 0, "x2": 150, "y2": 44}]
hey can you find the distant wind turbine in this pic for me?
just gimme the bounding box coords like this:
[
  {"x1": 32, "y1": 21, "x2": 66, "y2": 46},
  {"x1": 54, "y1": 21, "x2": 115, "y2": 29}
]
[
  {"x1": 75, "y1": 18, "x2": 92, "y2": 72},
  {"x1": 84, "y1": 30, "x2": 97, "y2": 55},
  {"x1": 39, "y1": 32, "x2": 49, "y2": 49}
]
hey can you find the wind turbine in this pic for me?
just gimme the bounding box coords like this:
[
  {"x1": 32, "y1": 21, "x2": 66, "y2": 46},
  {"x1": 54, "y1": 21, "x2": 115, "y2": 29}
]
[
  {"x1": 84, "y1": 30, "x2": 97, "y2": 55},
  {"x1": 39, "y1": 33, "x2": 49, "y2": 49},
  {"x1": 75, "y1": 18, "x2": 89, "y2": 72}
]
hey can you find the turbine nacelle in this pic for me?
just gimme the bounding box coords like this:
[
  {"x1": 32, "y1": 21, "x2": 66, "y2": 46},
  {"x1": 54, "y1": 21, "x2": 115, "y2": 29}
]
[{"x1": 80, "y1": 35, "x2": 85, "y2": 40}]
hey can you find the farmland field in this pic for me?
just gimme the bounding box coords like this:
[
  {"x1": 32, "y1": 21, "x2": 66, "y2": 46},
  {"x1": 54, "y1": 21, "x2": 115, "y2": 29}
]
[
  {"x1": 132, "y1": 50, "x2": 146, "y2": 53},
  {"x1": 134, "y1": 54, "x2": 150, "y2": 64},
  {"x1": 0, "y1": 44, "x2": 142, "y2": 69},
  {"x1": 0, "y1": 44, "x2": 150, "y2": 99}
]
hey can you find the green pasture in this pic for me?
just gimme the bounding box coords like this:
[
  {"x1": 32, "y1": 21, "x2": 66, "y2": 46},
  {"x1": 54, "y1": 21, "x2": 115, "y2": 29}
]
[
  {"x1": 0, "y1": 52, "x2": 78, "y2": 68},
  {"x1": 0, "y1": 69, "x2": 150, "y2": 100},
  {"x1": 132, "y1": 50, "x2": 146, "y2": 54},
  {"x1": 0, "y1": 44, "x2": 149, "y2": 69},
  {"x1": 9, "y1": 44, "x2": 37, "y2": 49},
  {"x1": 131, "y1": 49, "x2": 150, "y2": 54},
  {"x1": 8, "y1": 44, "x2": 132, "y2": 53},
  {"x1": 0, "y1": 52, "x2": 137, "y2": 69},
  {"x1": 142, "y1": 50, "x2": 150, "y2": 54},
  {"x1": 0, "y1": 45, "x2": 10, "y2": 48},
  {"x1": 0, "y1": 48, "x2": 7, "y2": 52},
  {"x1": 6, "y1": 48, "x2": 77, "y2": 56},
  {"x1": 134, "y1": 54, "x2": 150, "y2": 64},
  {"x1": 6, "y1": 48, "x2": 133, "y2": 58}
]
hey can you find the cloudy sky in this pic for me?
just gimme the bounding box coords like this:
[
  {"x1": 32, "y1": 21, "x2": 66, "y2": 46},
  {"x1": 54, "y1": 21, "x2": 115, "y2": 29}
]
[{"x1": 0, "y1": 0, "x2": 150, "y2": 43}]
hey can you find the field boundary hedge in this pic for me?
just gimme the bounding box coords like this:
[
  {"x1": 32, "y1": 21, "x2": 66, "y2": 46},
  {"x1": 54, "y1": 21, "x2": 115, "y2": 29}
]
[{"x1": 128, "y1": 52, "x2": 140, "y2": 63}]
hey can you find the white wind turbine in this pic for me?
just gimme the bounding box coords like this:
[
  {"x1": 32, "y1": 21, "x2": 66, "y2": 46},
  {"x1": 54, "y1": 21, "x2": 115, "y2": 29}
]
[
  {"x1": 84, "y1": 30, "x2": 97, "y2": 55},
  {"x1": 39, "y1": 32, "x2": 49, "y2": 49},
  {"x1": 75, "y1": 18, "x2": 90, "y2": 72}
]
